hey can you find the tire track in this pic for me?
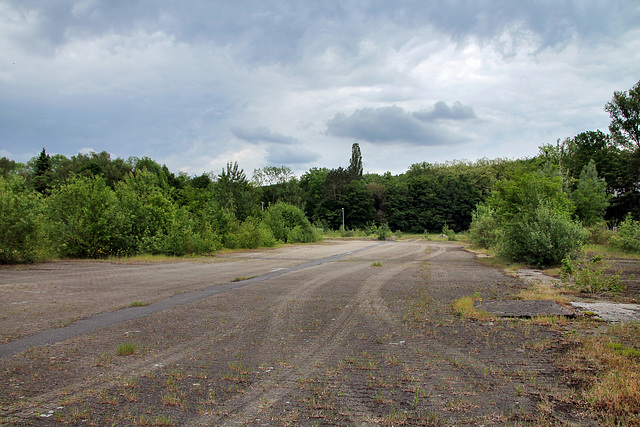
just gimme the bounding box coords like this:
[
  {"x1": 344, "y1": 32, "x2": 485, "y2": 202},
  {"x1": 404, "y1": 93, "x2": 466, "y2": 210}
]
[{"x1": 186, "y1": 252, "x2": 417, "y2": 426}]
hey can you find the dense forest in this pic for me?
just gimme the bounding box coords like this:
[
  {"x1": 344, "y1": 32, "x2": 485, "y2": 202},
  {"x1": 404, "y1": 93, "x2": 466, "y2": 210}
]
[{"x1": 2, "y1": 80, "x2": 639, "y2": 266}]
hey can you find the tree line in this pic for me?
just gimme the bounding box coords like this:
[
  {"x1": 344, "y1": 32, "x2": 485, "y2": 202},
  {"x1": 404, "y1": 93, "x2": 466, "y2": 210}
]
[{"x1": 1, "y1": 80, "x2": 639, "y2": 265}]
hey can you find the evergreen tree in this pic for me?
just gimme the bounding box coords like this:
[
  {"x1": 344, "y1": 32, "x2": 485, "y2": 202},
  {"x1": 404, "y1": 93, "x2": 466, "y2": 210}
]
[{"x1": 32, "y1": 148, "x2": 52, "y2": 193}]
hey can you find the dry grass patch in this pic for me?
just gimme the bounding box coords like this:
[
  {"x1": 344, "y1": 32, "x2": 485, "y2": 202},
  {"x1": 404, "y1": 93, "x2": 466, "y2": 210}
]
[
  {"x1": 561, "y1": 321, "x2": 640, "y2": 425},
  {"x1": 517, "y1": 281, "x2": 569, "y2": 303}
]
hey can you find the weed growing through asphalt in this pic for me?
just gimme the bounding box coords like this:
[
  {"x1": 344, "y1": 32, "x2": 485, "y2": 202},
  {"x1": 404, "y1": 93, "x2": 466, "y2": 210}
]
[
  {"x1": 517, "y1": 281, "x2": 568, "y2": 303},
  {"x1": 161, "y1": 391, "x2": 187, "y2": 408},
  {"x1": 561, "y1": 252, "x2": 624, "y2": 294},
  {"x1": 231, "y1": 276, "x2": 256, "y2": 282},
  {"x1": 116, "y1": 342, "x2": 138, "y2": 356},
  {"x1": 452, "y1": 293, "x2": 493, "y2": 321},
  {"x1": 128, "y1": 301, "x2": 150, "y2": 307}
]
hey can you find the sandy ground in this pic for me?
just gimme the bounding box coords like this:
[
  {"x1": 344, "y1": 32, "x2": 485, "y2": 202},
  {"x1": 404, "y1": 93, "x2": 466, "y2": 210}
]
[{"x1": 0, "y1": 239, "x2": 637, "y2": 425}]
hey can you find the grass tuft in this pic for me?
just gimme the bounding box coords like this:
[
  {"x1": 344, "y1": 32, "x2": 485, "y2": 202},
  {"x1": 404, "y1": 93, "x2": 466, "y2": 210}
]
[
  {"x1": 452, "y1": 293, "x2": 493, "y2": 321},
  {"x1": 116, "y1": 342, "x2": 138, "y2": 356},
  {"x1": 128, "y1": 301, "x2": 150, "y2": 307}
]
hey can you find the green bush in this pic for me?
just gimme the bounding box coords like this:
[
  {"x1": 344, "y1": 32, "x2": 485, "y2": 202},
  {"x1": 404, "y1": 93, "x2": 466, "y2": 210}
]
[
  {"x1": 376, "y1": 224, "x2": 391, "y2": 240},
  {"x1": 468, "y1": 204, "x2": 500, "y2": 248},
  {"x1": 143, "y1": 208, "x2": 223, "y2": 256},
  {"x1": 442, "y1": 224, "x2": 457, "y2": 241},
  {"x1": 232, "y1": 217, "x2": 276, "y2": 249},
  {"x1": 610, "y1": 215, "x2": 640, "y2": 252},
  {"x1": 0, "y1": 177, "x2": 47, "y2": 263},
  {"x1": 46, "y1": 175, "x2": 128, "y2": 258},
  {"x1": 263, "y1": 202, "x2": 320, "y2": 244},
  {"x1": 499, "y1": 206, "x2": 588, "y2": 267},
  {"x1": 586, "y1": 223, "x2": 613, "y2": 245}
]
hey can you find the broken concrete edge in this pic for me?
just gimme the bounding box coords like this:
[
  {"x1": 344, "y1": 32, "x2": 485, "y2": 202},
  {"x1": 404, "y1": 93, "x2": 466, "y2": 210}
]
[
  {"x1": 474, "y1": 300, "x2": 577, "y2": 319},
  {"x1": 474, "y1": 299, "x2": 640, "y2": 323}
]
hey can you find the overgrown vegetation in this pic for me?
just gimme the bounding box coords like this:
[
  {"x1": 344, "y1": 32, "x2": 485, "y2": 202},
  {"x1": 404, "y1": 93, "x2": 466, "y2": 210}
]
[
  {"x1": 1, "y1": 81, "x2": 640, "y2": 264},
  {"x1": 562, "y1": 322, "x2": 640, "y2": 425},
  {"x1": 561, "y1": 252, "x2": 624, "y2": 294}
]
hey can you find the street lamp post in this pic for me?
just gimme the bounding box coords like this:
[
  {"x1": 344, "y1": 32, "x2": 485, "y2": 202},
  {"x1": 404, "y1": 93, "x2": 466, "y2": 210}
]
[{"x1": 341, "y1": 207, "x2": 345, "y2": 230}]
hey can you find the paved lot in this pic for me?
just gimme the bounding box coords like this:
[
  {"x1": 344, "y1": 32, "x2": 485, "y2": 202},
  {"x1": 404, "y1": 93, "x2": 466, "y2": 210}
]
[{"x1": 0, "y1": 240, "x2": 599, "y2": 425}]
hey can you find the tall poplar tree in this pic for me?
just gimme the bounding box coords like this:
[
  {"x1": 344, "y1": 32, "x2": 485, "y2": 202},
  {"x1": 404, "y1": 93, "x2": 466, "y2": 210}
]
[{"x1": 347, "y1": 143, "x2": 363, "y2": 181}]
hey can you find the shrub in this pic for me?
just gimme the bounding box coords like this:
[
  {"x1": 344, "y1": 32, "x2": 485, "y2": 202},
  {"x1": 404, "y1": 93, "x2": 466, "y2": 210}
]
[
  {"x1": 263, "y1": 202, "x2": 320, "y2": 244},
  {"x1": 499, "y1": 205, "x2": 588, "y2": 267},
  {"x1": 376, "y1": 224, "x2": 391, "y2": 240},
  {"x1": 561, "y1": 253, "x2": 624, "y2": 294},
  {"x1": 227, "y1": 217, "x2": 276, "y2": 249},
  {"x1": 468, "y1": 204, "x2": 500, "y2": 248},
  {"x1": 46, "y1": 175, "x2": 128, "y2": 258},
  {"x1": 0, "y1": 177, "x2": 47, "y2": 263},
  {"x1": 610, "y1": 215, "x2": 640, "y2": 252},
  {"x1": 587, "y1": 223, "x2": 613, "y2": 245},
  {"x1": 442, "y1": 224, "x2": 457, "y2": 241}
]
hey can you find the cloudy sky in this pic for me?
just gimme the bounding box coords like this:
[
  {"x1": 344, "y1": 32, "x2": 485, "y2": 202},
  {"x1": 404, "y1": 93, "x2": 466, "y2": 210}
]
[{"x1": 1, "y1": 1, "x2": 639, "y2": 177}]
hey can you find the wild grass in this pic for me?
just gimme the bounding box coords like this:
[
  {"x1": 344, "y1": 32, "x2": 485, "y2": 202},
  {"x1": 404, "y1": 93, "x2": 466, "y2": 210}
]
[
  {"x1": 452, "y1": 294, "x2": 493, "y2": 321},
  {"x1": 517, "y1": 281, "x2": 568, "y2": 303},
  {"x1": 161, "y1": 391, "x2": 187, "y2": 408},
  {"x1": 585, "y1": 244, "x2": 640, "y2": 260},
  {"x1": 128, "y1": 301, "x2": 150, "y2": 307},
  {"x1": 561, "y1": 321, "x2": 640, "y2": 424},
  {"x1": 371, "y1": 261, "x2": 383, "y2": 267},
  {"x1": 116, "y1": 342, "x2": 138, "y2": 356}
]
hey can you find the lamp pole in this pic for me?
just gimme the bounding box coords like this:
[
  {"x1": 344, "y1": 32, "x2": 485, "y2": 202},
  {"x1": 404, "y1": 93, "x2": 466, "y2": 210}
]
[{"x1": 341, "y1": 207, "x2": 345, "y2": 230}]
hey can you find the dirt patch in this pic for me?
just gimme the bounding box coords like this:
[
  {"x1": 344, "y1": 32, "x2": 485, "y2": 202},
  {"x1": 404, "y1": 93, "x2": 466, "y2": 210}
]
[{"x1": 1, "y1": 241, "x2": 635, "y2": 425}]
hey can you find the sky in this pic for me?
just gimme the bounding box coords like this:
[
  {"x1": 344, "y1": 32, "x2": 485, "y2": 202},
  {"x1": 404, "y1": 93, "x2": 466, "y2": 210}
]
[{"x1": 1, "y1": 0, "x2": 639, "y2": 178}]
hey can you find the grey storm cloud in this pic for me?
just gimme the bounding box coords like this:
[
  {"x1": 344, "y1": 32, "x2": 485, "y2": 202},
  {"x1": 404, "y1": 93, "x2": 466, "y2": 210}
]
[
  {"x1": 325, "y1": 103, "x2": 477, "y2": 145},
  {"x1": 10, "y1": 1, "x2": 638, "y2": 64},
  {"x1": 231, "y1": 126, "x2": 299, "y2": 145},
  {"x1": 2, "y1": 0, "x2": 639, "y2": 175}
]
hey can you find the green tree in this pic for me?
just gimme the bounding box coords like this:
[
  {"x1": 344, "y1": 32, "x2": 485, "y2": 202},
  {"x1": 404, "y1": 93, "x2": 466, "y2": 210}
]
[
  {"x1": 32, "y1": 148, "x2": 52, "y2": 193},
  {"x1": 115, "y1": 170, "x2": 177, "y2": 254},
  {"x1": 480, "y1": 170, "x2": 586, "y2": 266},
  {"x1": 214, "y1": 161, "x2": 259, "y2": 221},
  {"x1": 341, "y1": 180, "x2": 376, "y2": 229},
  {"x1": 0, "y1": 176, "x2": 47, "y2": 263},
  {"x1": 254, "y1": 166, "x2": 303, "y2": 207},
  {"x1": 572, "y1": 160, "x2": 610, "y2": 226},
  {"x1": 605, "y1": 79, "x2": 640, "y2": 149},
  {"x1": 489, "y1": 171, "x2": 575, "y2": 222},
  {"x1": 347, "y1": 142, "x2": 363, "y2": 181},
  {"x1": 0, "y1": 157, "x2": 25, "y2": 179},
  {"x1": 46, "y1": 175, "x2": 127, "y2": 258},
  {"x1": 299, "y1": 167, "x2": 329, "y2": 223}
]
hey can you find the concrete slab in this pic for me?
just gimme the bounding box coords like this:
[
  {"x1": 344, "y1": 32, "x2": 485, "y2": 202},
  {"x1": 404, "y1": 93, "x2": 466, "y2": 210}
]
[
  {"x1": 476, "y1": 300, "x2": 575, "y2": 318},
  {"x1": 570, "y1": 302, "x2": 640, "y2": 323}
]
